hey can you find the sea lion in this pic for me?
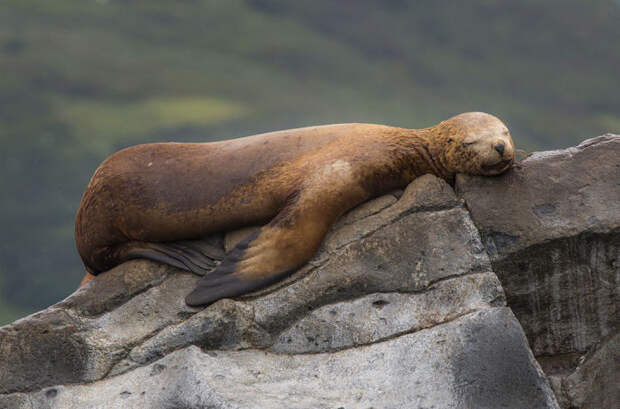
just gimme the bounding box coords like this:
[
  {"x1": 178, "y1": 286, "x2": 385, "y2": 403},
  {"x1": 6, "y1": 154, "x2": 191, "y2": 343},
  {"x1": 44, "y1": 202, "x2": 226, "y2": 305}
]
[{"x1": 75, "y1": 112, "x2": 515, "y2": 306}]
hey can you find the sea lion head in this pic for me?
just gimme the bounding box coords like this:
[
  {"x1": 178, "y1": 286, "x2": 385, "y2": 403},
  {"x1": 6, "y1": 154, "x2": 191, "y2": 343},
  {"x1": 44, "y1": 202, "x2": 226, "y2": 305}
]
[{"x1": 438, "y1": 112, "x2": 515, "y2": 176}]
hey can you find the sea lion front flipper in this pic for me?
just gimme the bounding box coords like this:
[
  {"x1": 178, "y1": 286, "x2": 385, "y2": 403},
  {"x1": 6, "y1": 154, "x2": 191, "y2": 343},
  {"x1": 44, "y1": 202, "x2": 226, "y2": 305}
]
[
  {"x1": 184, "y1": 229, "x2": 275, "y2": 306},
  {"x1": 185, "y1": 161, "x2": 370, "y2": 307},
  {"x1": 184, "y1": 217, "x2": 323, "y2": 306}
]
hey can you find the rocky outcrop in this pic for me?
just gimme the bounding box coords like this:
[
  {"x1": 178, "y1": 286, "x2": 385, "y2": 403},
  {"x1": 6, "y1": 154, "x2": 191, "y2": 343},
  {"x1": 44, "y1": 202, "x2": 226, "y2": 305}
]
[
  {"x1": 1, "y1": 135, "x2": 618, "y2": 408},
  {"x1": 456, "y1": 134, "x2": 620, "y2": 408},
  {"x1": 0, "y1": 175, "x2": 558, "y2": 409}
]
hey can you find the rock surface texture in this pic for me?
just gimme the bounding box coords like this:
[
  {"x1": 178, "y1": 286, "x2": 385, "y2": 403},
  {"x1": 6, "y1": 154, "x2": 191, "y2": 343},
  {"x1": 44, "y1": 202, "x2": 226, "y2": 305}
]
[
  {"x1": 1, "y1": 135, "x2": 618, "y2": 409},
  {"x1": 456, "y1": 134, "x2": 620, "y2": 408}
]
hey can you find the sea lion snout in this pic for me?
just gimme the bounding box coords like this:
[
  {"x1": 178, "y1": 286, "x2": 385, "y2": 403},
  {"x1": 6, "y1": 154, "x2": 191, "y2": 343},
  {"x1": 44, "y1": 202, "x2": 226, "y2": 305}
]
[
  {"x1": 480, "y1": 136, "x2": 515, "y2": 174},
  {"x1": 493, "y1": 133, "x2": 515, "y2": 160},
  {"x1": 492, "y1": 137, "x2": 514, "y2": 161}
]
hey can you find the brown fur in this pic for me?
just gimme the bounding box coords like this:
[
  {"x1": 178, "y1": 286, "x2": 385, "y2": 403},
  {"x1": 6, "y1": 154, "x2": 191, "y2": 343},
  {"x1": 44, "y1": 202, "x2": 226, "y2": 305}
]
[{"x1": 75, "y1": 112, "x2": 514, "y2": 306}]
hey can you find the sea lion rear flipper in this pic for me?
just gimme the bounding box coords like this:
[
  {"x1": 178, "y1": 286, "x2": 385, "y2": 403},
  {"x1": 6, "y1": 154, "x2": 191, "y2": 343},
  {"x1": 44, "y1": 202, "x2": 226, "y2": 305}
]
[{"x1": 119, "y1": 239, "x2": 225, "y2": 276}]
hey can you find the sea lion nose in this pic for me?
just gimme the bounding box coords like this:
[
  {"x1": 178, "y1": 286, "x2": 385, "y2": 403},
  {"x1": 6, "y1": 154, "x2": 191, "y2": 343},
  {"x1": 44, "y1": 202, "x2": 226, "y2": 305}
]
[{"x1": 494, "y1": 143, "x2": 505, "y2": 156}]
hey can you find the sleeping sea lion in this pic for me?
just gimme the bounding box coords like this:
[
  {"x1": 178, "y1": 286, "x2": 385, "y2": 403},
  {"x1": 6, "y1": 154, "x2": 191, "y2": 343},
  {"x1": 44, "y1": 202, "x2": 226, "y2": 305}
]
[{"x1": 75, "y1": 112, "x2": 515, "y2": 306}]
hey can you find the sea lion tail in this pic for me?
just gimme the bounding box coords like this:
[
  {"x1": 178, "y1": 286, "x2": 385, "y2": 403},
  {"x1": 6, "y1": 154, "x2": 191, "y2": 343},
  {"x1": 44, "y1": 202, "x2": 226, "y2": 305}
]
[{"x1": 117, "y1": 239, "x2": 225, "y2": 276}]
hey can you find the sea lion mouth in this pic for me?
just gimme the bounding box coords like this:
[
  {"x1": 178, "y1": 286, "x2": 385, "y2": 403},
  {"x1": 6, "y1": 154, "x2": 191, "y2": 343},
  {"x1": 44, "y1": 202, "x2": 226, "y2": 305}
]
[{"x1": 481, "y1": 159, "x2": 512, "y2": 174}]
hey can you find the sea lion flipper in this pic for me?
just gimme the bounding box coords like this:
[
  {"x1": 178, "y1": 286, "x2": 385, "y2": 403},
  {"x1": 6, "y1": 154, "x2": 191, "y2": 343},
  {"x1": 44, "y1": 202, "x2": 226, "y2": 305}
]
[
  {"x1": 184, "y1": 229, "x2": 284, "y2": 306},
  {"x1": 119, "y1": 239, "x2": 225, "y2": 276},
  {"x1": 185, "y1": 168, "x2": 369, "y2": 307},
  {"x1": 185, "y1": 201, "x2": 331, "y2": 306}
]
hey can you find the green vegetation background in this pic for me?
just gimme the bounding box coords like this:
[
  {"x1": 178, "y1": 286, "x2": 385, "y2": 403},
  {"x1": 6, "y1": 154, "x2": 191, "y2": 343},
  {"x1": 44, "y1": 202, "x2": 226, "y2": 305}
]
[{"x1": 1, "y1": 0, "x2": 619, "y2": 325}]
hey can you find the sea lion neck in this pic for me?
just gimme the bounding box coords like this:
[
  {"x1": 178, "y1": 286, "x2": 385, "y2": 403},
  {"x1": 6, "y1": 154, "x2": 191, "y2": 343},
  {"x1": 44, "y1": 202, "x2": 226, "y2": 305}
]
[{"x1": 391, "y1": 127, "x2": 454, "y2": 182}]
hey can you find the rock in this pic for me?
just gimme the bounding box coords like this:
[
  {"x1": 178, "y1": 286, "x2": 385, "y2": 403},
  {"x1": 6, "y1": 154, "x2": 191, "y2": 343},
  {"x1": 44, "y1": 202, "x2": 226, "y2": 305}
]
[
  {"x1": 0, "y1": 173, "x2": 560, "y2": 408},
  {"x1": 269, "y1": 272, "x2": 503, "y2": 354},
  {"x1": 57, "y1": 260, "x2": 172, "y2": 317},
  {"x1": 562, "y1": 329, "x2": 620, "y2": 409},
  {"x1": 1, "y1": 309, "x2": 557, "y2": 409},
  {"x1": 456, "y1": 135, "x2": 620, "y2": 261},
  {"x1": 456, "y1": 134, "x2": 620, "y2": 408},
  {"x1": 8, "y1": 133, "x2": 617, "y2": 409},
  {"x1": 0, "y1": 308, "x2": 87, "y2": 395}
]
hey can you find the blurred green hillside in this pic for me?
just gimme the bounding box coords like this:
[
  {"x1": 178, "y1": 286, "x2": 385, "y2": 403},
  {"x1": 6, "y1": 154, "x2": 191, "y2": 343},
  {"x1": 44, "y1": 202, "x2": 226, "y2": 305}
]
[{"x1": 1, "y1": 0, "x2": 619, "y2": 325}]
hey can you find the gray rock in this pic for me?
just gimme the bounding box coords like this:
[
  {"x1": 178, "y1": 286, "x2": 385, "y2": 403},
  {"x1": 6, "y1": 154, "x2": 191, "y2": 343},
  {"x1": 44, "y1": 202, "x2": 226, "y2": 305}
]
[
  {"x1": 0, "y1": 261, "x2": 204, "y2": 394},
  {"x1": 58, "y1": 260, "x2": 172, "y2": 317},
  {"x1": 492, "y1": 233, "x2": 619, "y2": 357},
  {"x1": 456, "y1": 135, "x2": 620, "y2": 261},
  {"x1": 80, "y1": 272, "x2": 204, "y2": 379},
  {"x1": 562, "y1": 329, "x2": 620, "y2": 409},
  {"x1": 270, "y1": 272, "x2": 504, "y2": 354},
  {"x1": 456, "y1": 134, "x2": 620, "y2": 408},
  {"x1": 2, "y1": 309, "x2": 558, "y2": 409},
  {"x1": 249, "y1": 206, "x2": 491, "y2": 337},
  {"x1": 7, "y1": 153, "x2": 606, "y2": 407},
  {"x1": 0, "y1": 308, "x2": 87, "y2": 394},
  {"x1": 119, "y1": 299, "x2": 264, "y2": 372}
]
